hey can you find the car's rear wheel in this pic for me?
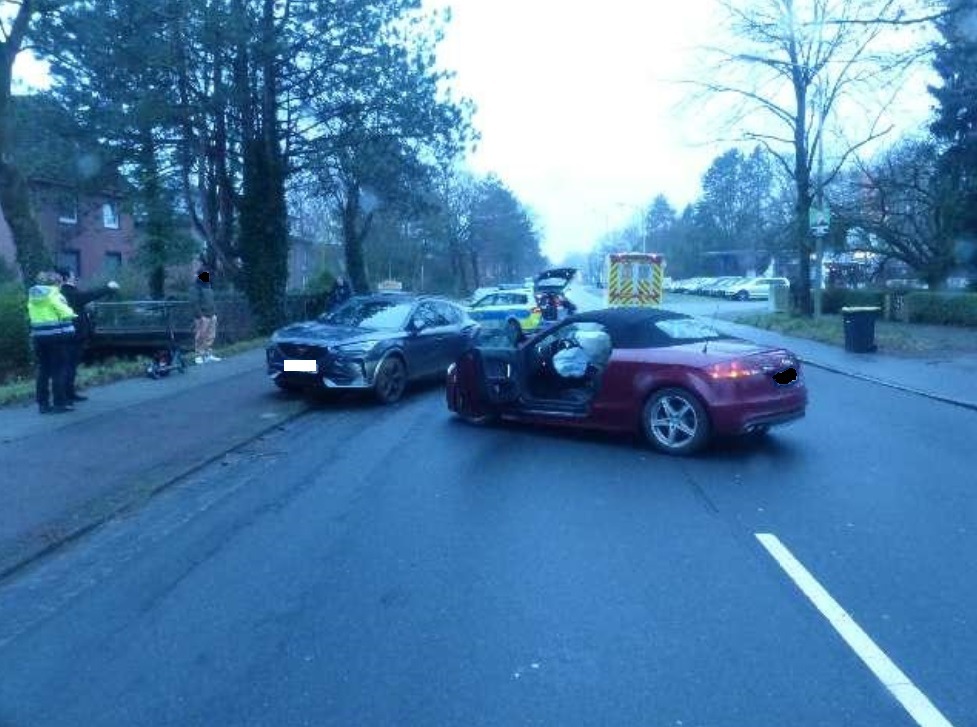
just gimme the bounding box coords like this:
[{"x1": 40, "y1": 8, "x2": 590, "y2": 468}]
[
  {"x1": 642, "y1": 387, "x2": 711, "y2": 455},
  {"x1": 374, "y1": 355, "x2": 407, "y2": 404},
  {"x1": 735, "y1": 290, "x2": 749, "y2": 301}
]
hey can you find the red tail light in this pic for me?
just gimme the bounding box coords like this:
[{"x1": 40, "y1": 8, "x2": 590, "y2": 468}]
[{"x1": 704, "y1": 360, "x2": 764, "y2": 379}]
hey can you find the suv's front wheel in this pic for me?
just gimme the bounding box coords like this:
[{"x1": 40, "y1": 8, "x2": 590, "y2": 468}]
[{"x1": 374, "y1": 356, "x2": 407, "y2": 404}]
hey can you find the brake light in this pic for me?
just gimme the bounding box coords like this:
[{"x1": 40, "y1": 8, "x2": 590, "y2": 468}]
[{"x1": 705, "y1": 360, "x2": 763, "y2": 379}]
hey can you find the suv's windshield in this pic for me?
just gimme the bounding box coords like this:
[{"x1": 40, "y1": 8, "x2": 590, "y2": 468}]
[{"x1": 320, "y1": 299, "x2": 413, "y2": 330}]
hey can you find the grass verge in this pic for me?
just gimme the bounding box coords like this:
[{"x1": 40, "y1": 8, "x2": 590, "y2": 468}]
[{"x1": 731, "y1": 312, "x2": 975, "y2": 355}]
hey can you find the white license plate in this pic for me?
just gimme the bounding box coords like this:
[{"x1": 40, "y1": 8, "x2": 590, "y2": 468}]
[{"x1": 284, "y1": 359, "x2": 317, "y2": 373}]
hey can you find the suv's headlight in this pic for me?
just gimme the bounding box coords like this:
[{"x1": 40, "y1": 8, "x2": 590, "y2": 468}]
[{"x1": 333, "y1": 340, "x2": 380, "y2": 355}]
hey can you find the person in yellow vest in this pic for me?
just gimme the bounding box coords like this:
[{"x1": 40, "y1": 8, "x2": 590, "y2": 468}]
[{"x1": 27, "y1": 270, "x2": 78, "y2": 414}]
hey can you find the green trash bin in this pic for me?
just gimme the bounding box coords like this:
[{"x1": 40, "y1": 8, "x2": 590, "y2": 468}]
[{"x1": 841, "y1": 306, "x2": 880, "y2": 353}]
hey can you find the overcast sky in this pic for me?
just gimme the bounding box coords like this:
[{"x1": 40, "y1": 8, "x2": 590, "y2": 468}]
[
  {"x1": 430, "y1": 0, "x2": 727, "y2": 263},
  {"x1": 430, "y1": 0, "x2": 939, "y2": 264}
]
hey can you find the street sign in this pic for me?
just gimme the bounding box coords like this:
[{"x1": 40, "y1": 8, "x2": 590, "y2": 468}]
[{"x1": 809, "y1": 206, "x2": 830, "y2": 235}]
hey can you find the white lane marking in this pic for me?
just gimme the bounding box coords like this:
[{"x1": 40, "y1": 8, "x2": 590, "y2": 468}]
[{"x1": 755, "y1": 533, "x2": 955, "y2": 727}]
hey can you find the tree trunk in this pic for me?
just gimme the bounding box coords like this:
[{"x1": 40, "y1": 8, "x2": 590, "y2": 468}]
[
  {"x1": 1, "y1": 40, "x2": 51, "y2": 282},
  {"x1": 0, "y1": 162, "x2": 52, "y2": 282},
  {"x1": 342, "y1": 192, "x2": 370, "y2": 294}
]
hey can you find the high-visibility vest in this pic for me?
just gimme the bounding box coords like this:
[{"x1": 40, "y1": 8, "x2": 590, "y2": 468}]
[{"x1": 27, "y1": 285, "x2": 77, "y2": 338}]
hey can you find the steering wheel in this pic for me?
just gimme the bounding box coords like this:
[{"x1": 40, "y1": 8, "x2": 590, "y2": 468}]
[{"x1": 537, "y1": 336, "x2": 572, "y2": 359}]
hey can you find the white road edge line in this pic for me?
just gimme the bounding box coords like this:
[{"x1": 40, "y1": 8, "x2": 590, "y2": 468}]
[{"x1": 755, "y1": 533, "x2": 955, "y2": 727}]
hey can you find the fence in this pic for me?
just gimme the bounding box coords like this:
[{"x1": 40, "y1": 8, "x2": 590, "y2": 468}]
[{"x1": 86, "y1": 292, "x2": 329, "y2": 355}]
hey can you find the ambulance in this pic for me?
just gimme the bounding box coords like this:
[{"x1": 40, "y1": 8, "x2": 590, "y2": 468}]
[{"x1": 604, "y1": 252, "x2": 666, "y2": 307}]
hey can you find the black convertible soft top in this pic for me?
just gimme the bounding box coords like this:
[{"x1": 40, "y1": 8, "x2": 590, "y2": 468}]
[{"x1": 567, "y1": 307, "x2": 717, "y2": 349}]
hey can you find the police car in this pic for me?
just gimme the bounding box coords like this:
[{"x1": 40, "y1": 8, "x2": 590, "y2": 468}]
[{"x1": 467, "y1": 288, "x2": 542, "y2": 343}]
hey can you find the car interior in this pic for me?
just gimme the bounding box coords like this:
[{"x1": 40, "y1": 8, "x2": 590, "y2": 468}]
[{"x1": 525, "y1": 322, "x2": 612, "y2": 406}]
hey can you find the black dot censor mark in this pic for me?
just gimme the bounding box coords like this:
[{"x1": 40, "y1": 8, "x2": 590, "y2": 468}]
[{"x1": 773, "y1": 367, "x2": 797, "y2": 385}]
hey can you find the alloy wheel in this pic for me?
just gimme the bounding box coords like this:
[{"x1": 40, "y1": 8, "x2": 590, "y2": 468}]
[
  {"x1": 375, "y1": 357, "x2": 407, "y2": 404},
  {"x1": 643, "y1": 388, "x2": 710, "y2": 455}
]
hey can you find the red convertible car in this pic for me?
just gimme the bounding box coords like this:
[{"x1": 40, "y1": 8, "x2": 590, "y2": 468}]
[{"x1": 446, "y1": 307, "x2": 807, "y2": 455}]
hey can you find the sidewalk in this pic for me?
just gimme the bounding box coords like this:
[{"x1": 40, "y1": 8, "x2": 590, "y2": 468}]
[{"x1": 0, "y1": 349, "x2": 309, "y2": 580}]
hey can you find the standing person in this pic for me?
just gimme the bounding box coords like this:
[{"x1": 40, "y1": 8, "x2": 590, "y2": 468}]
[
  {"x1": 26, "y1": 271, "x2": 78, "y2": 414},
  {"x1": 192, "y1": 268, "x2": 220, "y2": 364},
  {"x1": 57, "y1": 268, "x2": 119, "y2": 402},
  {"x1": 333, "y1": 276, "x2": 352, "y2": 307}
]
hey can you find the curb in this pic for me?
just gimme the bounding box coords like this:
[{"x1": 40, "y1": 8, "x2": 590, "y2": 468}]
[
  {"x1": 0, "y1": 403, "x2": 311, "y2": 585},
  {"x1": 799, "y1": 358, "x2": 977, "y2": 413}
]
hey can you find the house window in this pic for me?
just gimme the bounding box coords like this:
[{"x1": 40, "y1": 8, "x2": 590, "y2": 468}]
[
  {"x1": 58, "y1": 250, "x2": 81, "y2": 277},
  {"x1": 103, "y1": 252, "x2": 122, "y2": 274},
  {"x1": 58, "y1": 195, "x2": 78, "y2": 224},
  {"x1": 102, "y1": 202, "x2": 120, "y2": 229}
]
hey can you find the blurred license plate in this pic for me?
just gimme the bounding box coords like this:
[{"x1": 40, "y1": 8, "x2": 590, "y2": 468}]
[{"x1": 284, "y1": 359, "x2": 317, "y2": 372}]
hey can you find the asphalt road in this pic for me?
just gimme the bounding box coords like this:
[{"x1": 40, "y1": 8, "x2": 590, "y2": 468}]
[{"x1": 0, "y1": 293, "x2": 974, "y2": 726}]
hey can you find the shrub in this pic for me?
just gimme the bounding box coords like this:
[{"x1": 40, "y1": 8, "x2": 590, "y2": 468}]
[
  {"x1": 905, "y1": 292, "x2": 977, "y2": 326},
  {"x1": 0, "y1": 282, "x2": 32, "y2": 384}
]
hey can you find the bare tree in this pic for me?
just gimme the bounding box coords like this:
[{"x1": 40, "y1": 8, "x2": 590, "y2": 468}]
[
  {"x1": 837, "y1": 138, "x2": 960, "y2": 288},
  {"x1": 685, "y1": 0, "x2": 930, "y2": 314}
]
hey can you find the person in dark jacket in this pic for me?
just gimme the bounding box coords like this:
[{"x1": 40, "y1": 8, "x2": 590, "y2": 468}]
[
  {"x1": 57, "y1": 268, "x2": 119, "y2": 402},
  {"x1": 192, "y1": 269, "x2": 220, "y2": 364},
  {"x1": 27, "y1": 271, "x2": 78, "y2": 414},
  {"x1": 328, "y1": 276, "x2": 352, "y2": 310}
]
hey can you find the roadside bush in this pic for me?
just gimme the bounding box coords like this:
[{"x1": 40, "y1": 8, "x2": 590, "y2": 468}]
[
  {"x1": 906, "y1": 292, "x2": 977, "y2": 326},
  {"x1": 0, "y1": 282, "x2": 32, "y2": 384}
]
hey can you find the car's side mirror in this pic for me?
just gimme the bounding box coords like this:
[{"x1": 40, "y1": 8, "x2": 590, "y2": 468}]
[{"x1": 410, "y1": 317, "x2": 427, "y2": 333}]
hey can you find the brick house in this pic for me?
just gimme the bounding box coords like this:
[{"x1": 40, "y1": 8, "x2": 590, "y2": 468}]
[
  {"x1": 0, "y1": 180, "x2": 136, "y2": 282},
  {"x1": 0, "y1": 94, "x2": 137, "y2": 282}
]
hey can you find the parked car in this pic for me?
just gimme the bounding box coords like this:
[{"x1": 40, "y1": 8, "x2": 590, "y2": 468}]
[
  {"x1": 713, "y1": 276, "x2": 751, "y2": 298},
  {"x1": 673, "y1": 277, "x2": 705, "y2": 294},
  {"x1": 446, "y1": 307, "x2": 806, "y2": 455},
  {"x1": 725, "y1": 277, "x2": 791, "y2": 301},
  {"x1": 467, "y1": 288, "x2": 542, "y2": 344},
  {"x1": 689, "y1": 277, "x2": 718, "y2": 295},
  {"x1": 700, "y1": 276, "x2": 740, "y2": 297},
  {"x1": 267, "y1": 293, "x2": 479, "y2": 403}
]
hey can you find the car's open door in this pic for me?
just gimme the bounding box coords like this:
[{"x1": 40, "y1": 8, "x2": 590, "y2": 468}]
[{"x1": 472, "y1": 346, "x2": 522, "y2": 405}]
